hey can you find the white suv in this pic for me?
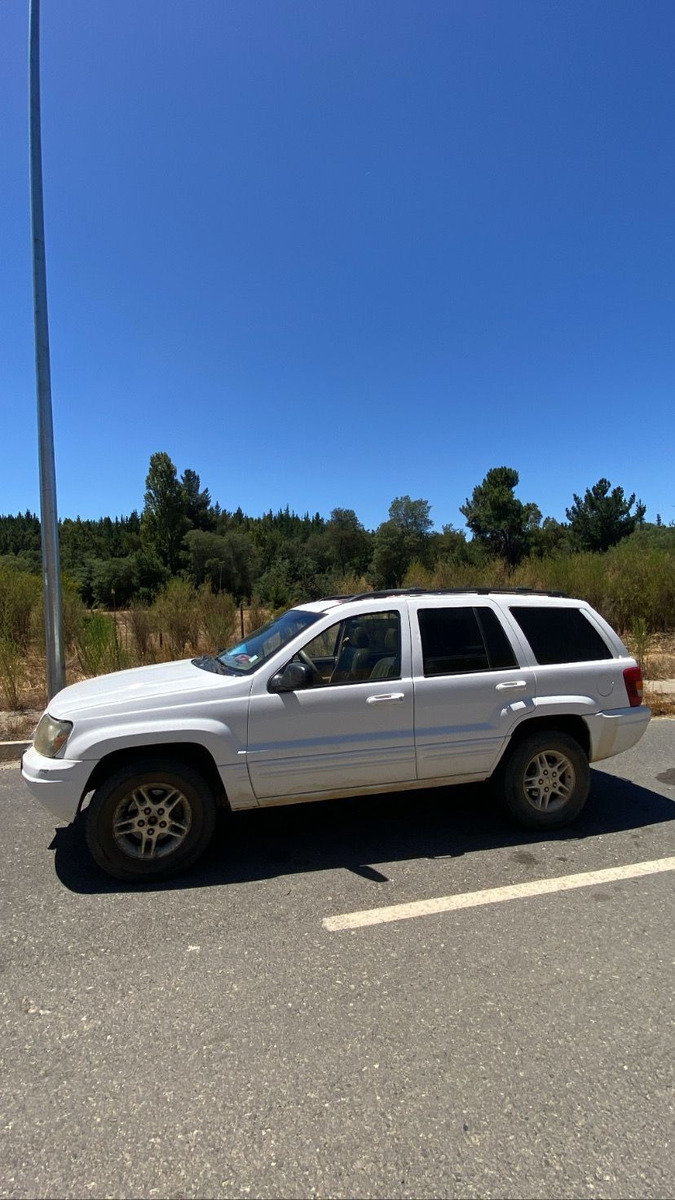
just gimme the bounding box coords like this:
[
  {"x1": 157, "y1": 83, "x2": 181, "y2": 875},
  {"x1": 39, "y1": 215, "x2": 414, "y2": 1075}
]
[{"x1": 22, "y1": 589, "x2": 650, "y2": 882}]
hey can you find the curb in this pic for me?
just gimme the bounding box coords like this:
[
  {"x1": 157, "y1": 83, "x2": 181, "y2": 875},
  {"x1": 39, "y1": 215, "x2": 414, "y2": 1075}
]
[{"x1": 0, "y1": 742, "x2": 30, "y2": 763}]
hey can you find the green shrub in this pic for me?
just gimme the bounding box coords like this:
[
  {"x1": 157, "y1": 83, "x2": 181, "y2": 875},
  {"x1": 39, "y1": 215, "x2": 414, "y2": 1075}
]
[
  {"x1": 244, "y1": 600, "x2": 268, "y2": 636},
  {"x1": 329, "y1": 572, "x2": 372, "y2": 598},
  {"x1": 0, "y1": 638, "x2": 24, "y2": 709},
  {"x1": 151, "y1": 579, "x2": 201, "y2": 659},
  {"x1": 195, "y1": 585, "x2": 237, "y2": 651},
  {"x1": 61, "y1": 578, "x2": 86, "y2": 651},
  {"x1": 626, "y1": 617, "x2": 653, "y2": 675},
  {"x1": 128, "y1": 603, "x2": 153, "y2": 662},
  {"x1": 405, "y1": 544, "x2": 675, "y2": 634},
  {"x1": 76, "y1": 612, "x2": 129, "y2": 676},
  {"x1": 0, "y1": 565, "x2": 41, "y2": 651}
]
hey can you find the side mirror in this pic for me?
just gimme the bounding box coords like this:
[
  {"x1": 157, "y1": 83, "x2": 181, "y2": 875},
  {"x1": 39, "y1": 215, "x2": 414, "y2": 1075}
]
[{"x1": 268, "y1": 661, "x2": 314, "y2": 694}]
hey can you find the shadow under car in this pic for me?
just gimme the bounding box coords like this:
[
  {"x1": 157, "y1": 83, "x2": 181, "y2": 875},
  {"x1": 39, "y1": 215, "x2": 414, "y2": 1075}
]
[{"x1": 50, "y1": 767, "x2": 675, "y2": 896}]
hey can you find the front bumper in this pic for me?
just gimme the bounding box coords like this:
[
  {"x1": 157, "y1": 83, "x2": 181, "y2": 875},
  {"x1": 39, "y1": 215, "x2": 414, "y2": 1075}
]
[
  {"x1": 586, "y1": 705, "x2": 651, "y2": 763},
  {"x1": 21, "y1": 745, "x2": 91, "y2": 824}
]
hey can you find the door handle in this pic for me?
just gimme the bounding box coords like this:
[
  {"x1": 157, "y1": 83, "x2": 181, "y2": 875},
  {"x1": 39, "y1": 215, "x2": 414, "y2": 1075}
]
[
  {"x1": 495, "y1": 680, "x2": 527, "y2": 691},
  {"x1": 366, "y1": 692, "x2": 405, "y2": 704}
]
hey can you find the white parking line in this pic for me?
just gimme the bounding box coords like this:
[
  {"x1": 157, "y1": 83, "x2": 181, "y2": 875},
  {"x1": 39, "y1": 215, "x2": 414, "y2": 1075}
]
[{"x1": 323, "y1": 856, "x2": 675, "y2": 932}]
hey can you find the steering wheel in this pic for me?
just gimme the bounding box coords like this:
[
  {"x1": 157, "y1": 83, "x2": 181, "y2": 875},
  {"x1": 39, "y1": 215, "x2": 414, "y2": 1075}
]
[{"x1": 297, "y1": 649, "x2": 322, "y2": 685}]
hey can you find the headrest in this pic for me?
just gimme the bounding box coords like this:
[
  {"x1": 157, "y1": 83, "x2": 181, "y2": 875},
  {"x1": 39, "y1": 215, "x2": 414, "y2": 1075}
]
[
  {"x1": 351, "y1": 626, "x2": 369, "y2": 648},
  {"x1": 384, "y1": 628, "x2": 398, "y2": 651}
]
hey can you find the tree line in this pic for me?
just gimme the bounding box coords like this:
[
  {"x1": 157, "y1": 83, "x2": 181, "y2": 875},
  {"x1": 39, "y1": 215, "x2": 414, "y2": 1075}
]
[{"x1": 0, "y1": 452, "x2": 665, "y2": 611}]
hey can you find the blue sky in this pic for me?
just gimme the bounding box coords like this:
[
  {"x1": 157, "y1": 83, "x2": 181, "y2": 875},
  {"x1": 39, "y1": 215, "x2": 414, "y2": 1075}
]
[{"x1": 1, "y1": 0, "x2": 673, "y2": 533}]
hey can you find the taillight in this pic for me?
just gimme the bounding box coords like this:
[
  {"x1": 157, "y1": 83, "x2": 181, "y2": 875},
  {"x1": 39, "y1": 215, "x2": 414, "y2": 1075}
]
[{"x1": 623, "y1": 666, "x2": 644, "y2": 707}]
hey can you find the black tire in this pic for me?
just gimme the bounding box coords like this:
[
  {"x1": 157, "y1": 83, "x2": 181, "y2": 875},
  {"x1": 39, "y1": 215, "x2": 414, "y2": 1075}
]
[
  {"x1": 499, "y1": 731, "x2": 590, "y2": 830},
  {"x1": 85, "y1": 758, "x2": 217, "y2": 883}
]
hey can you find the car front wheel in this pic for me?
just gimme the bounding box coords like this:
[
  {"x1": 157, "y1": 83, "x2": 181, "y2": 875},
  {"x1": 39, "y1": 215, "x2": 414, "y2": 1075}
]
[
  {"x1": 500, "y1": 731, "x2": 590, "y2": 829},
  {"x1": 85, "y1": 758, "x2": 217, "y2": 882}
]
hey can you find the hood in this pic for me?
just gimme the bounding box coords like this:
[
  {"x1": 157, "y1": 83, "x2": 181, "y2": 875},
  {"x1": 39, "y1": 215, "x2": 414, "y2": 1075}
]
[{"x1": 50, "y1": 657, "x2": 241, "y2": 720}]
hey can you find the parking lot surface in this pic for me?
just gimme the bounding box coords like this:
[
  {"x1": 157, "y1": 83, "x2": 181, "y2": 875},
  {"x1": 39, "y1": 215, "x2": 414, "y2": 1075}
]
[{"x1": 1, "y1": 722, "x2": 674, "y2": 1199}]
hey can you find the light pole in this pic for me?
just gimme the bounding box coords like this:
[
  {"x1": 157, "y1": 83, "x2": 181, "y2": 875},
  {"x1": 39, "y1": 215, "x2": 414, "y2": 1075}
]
[{"x1": 29, "y1": 0, "x2": 65, "y2": 700}]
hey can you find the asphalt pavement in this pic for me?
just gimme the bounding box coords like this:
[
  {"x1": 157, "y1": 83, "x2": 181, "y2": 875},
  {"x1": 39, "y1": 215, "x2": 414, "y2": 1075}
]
[{"x1": 0, "y1": 721, "x2": 674, "y2": 1199}]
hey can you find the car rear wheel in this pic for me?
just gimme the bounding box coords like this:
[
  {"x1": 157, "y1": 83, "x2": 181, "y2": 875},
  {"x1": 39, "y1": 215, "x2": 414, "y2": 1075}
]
[
  {"x1": 500, "y1": 731, "x2": 590, "y2": 829},
  {"x1": 85, "y1": 758, "x2": 217, "y2": 882}
]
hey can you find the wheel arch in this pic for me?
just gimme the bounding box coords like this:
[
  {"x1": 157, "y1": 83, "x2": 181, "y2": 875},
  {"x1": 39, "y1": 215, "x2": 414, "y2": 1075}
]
[
  {"x1": 498, "y1": 713, "x2": 591, "y2": 769},
  {"x1": 79, "y1": 742, "x2": 229, "y2": 813}
]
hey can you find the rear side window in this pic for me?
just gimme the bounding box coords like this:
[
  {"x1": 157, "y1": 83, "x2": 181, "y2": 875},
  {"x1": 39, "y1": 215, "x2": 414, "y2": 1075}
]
[
  {"x1": 475, "y1": 607, "x2": 519, "y2": 669},
  {"x1": 509, "y1": 606, "x2": 613, "y2": 664},
  {"x1": 418, "y1": 607, "x2": 517, "y2": 676}
]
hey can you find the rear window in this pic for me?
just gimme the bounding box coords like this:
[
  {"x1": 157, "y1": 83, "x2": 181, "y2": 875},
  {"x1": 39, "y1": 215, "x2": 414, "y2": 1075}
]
[
  {"x1": 509, "y1": 606, "x2": 613, "y2": 664},
  {"x1": 418, "y1": 606, "x2": 517, "y2": 676}
]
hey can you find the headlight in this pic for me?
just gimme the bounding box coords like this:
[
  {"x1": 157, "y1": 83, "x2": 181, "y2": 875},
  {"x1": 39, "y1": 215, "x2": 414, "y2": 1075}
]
[{"x1": 33, "y1": 713, "x2": 73, "y2": 758}]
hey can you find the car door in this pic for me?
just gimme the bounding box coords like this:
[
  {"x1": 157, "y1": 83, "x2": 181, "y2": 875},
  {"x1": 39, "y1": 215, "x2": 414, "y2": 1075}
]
[
  {"x1": 412, "y1": 601, "x2": 536, "y2": 780},
  {"x1": 246, "y1": 605, "x2": 416, "y2": 801}
]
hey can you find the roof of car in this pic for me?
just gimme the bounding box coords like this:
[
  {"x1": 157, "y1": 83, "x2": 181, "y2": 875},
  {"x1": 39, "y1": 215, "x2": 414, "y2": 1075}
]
[
  {"x1": 330, "y1": 587, "x2": 568, "y2": 602},
  {"x1": 293, "y1": 598, "x2": 345, "y2": 614},
  {"x1": 294, "y1": 587, "x2": 570, "y2": 614}
]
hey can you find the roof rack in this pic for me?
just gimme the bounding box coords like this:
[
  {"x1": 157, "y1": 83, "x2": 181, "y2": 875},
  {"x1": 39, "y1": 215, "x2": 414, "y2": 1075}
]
[{"x1": 319, "y1": 587, "x2": 570, "y2": 603}]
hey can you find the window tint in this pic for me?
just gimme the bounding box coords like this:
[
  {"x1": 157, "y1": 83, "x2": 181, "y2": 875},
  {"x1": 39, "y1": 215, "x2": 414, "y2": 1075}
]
[
  {"x1": 475, "y1": 607, "x2": 518, "y2": 669},
  {"x1": 418, "y1": 607, "x2": 518, "y2": 676},
  {"x1": 509, "y1": 606, "x2": 613, "y2": 664},
  {"x1": 418, "y1": 607, "x2": 490, "y2": 676}
]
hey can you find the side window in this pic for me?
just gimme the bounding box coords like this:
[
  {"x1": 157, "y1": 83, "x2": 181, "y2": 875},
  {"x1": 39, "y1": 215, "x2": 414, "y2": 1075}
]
[
  {"x1": 475, "y1": 607, "x2": 518, "y2": 669},
  {"x1": 509, "y1": 606, "x2": 613, "y2": 664},
  {"x1": 418, "y1": 607, "x2": 518, "y2": 676},
  {"x1": 296, "y1": 611, "x2": 401, "y2": 685},
  {"x1": 300, "y1": 624, "x2": 341, "y2": 662},
  {"x1": 418, "y1": 607, "x2": 487, "y2": 675}
]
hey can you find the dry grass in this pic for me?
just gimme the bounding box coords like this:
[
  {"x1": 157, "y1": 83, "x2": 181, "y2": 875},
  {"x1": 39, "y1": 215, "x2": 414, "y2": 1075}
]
[
  {"x1": 643, "y1": 691, "x2": 675, "y2": 717},
  {"x1": 0, "y1": 606, "x2": 268, "y2": 737},
  {"x1": 0, "y1": 710, "x2": 41, "y2": 741},
  {"x1": 629, "y1": 632, "x2": 675, "y2": 714},
  {"x1": 638, "y1": 632, "x2": 675, "y2": 680},
  {"x1": 1, "y1": 614, "x2": 673, "y2": 739}
]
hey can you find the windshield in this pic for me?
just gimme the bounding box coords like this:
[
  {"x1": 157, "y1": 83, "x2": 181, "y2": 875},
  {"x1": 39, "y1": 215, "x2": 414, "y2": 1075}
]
[{"x1": 216, "y1": 609, "x2": 321, "y2": 674}]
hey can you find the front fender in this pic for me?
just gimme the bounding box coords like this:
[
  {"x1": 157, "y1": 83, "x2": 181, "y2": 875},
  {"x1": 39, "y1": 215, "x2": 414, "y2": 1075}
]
[
  {"x1": 68, "y1": 716, "x2": 241, "y2": 766},
  {"x1": 68, "y1": 717, "x2": 257, "y2": 811}
]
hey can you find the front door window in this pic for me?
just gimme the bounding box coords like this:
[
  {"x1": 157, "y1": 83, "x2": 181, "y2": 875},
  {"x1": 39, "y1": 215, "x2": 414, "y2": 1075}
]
[{"x1": 294, "y1": 611, "x2": 402, "y2": 685}]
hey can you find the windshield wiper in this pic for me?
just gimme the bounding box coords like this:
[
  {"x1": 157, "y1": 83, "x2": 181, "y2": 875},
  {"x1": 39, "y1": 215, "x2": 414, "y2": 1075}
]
[{"x1": 192, "y1": 654, "x2": 231, "y2": 676}]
